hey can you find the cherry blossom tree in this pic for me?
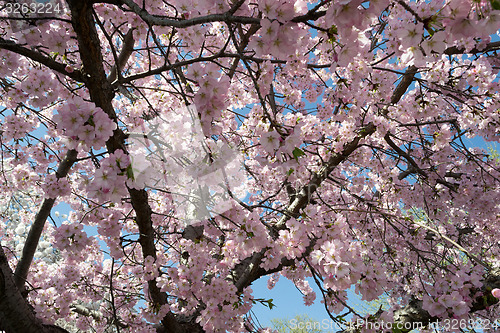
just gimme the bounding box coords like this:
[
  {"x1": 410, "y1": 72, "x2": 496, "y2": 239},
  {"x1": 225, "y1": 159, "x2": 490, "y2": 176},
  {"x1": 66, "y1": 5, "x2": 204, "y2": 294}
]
[{"x1": 1, "y1": 0, "x2": 500, "y2": 332}]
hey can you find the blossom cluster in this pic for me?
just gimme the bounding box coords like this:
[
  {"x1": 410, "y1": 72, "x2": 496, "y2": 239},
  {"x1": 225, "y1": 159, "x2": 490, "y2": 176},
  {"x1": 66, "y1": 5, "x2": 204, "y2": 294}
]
[
  {"x1": 421, "y1": 268, "x2": 484, "y2": 319},
  {"x1": 2, "y1": 113, "x2": 34, "y2": 140},
  {"x1": 190, "y1": 62, "x2": 230, "y2": 135},
  {"x1": 52, "y1": 96, "x2": 116, "y2": 151},
  {"x1": 43, "y1": 174, "x2": 71, "y2": 199},
  {"x1": 87, "y1": 150, "x2": 129, "y2": 203},
  {"x1": 53, "y1": 222, "x2": 90, "y2": 254}
]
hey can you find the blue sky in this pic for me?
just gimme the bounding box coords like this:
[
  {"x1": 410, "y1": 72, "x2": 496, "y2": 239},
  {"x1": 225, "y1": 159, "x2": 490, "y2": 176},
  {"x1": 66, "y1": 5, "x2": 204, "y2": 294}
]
[{"x1": 250, "y1": 276, "x2": 348, "y2": 331}]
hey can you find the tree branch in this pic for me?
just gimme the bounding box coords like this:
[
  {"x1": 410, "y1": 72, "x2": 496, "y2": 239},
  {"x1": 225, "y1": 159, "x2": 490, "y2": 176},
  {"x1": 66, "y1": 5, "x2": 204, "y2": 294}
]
[
  {"x1": 0, "y1": 246, "x2": 70, "y2": 333},
  {"x1": 66, "y1": 2, "x2": 200, "y2": 332},
  {"x1": 119, "y1": 0, "x2": 259, "y2": 27},
  {"x1": 390, "y1": 65, "x2": 417, "y2": 105},
  {"x1": 444, "y1": 41, "x2": 500, "y2": 55},
  {"x1": 107, "y1": 29, "x2": 135, "y2": 84},
  {"x1": 14, "y1": 149, "x2": 78, "y2": 290},
  {"x1": 0, "y1": 38, "x2": 85, "y2": 82},
  {"x1": 71, "y1": 304, "x2": 102, "y2": 321},
  {"x1": 118, "y1": 0, "x2": 326, "y2": 27}
]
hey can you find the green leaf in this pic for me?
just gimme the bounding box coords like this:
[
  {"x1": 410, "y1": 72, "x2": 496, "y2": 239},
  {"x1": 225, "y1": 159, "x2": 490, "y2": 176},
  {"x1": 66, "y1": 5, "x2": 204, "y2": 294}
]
[
  {"x1": 491, "y1": 0, "x2": 500, "y2": 9},
  {"x1": 126, "y1": 164, "x2": 135, "y2": 180},
  {"x1": 327, "y1": 25, "x2": 338, "y2": 44},
  {"x1": 87, "y1": 115, "x2": 95, "y2": 126},
  {"x1": 253, "y1": 298, "x2": 276, "y2": 309},
  {"x1": 292, "y1": 147, "x2": 305, "y2": 160},
  {"x1": 287, "y1": 168, "x2": 294, "y2": 176}
]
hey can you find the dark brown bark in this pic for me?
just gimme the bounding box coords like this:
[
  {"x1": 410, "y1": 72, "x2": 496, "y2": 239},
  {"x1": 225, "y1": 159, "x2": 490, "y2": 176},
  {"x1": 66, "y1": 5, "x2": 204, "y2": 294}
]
[{"x1": 0, "y1": 246, "x2": 69, "y2": 333}]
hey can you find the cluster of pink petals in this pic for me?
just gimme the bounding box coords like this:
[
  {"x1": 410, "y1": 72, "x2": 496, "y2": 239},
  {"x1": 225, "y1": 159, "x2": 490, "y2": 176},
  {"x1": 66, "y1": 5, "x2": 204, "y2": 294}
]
[
  {"x1": 190, "y1": 63, "x2": 230, "y2": 135},
  {"x1": 52, "y1": 97, "x2": 116, "y2": 151},
  {"x1": 87, "y1": 150, "x2": 130, "y2": 203},
  {"x1": 43, "y1": 174, "x2": 71, "y2": 199}
]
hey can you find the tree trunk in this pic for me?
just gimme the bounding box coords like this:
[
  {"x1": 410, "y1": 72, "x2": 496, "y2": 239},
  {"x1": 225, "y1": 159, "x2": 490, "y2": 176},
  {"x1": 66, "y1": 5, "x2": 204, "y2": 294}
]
[{"x1": 0, "y1": 246, "x2": 69, "y2": 333}]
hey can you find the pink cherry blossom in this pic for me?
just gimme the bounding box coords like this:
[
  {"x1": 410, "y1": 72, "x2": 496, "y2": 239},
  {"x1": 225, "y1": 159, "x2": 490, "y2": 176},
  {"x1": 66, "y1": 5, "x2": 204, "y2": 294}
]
[
  {"x1": 260, "y1": 130, "x2": 281, "y2": 154},
  {"x1": 0, "y1": 0, "x2": 499, "y2": 332}
]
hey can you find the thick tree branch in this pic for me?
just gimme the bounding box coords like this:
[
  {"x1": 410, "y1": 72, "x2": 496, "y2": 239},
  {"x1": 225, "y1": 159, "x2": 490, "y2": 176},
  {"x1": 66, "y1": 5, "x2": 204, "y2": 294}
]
[
  {"x1": 107, "y1": 29, "x2": 135, "y2": 84},
  {"x1": 70, "y1": 304, "x2": 102, "y2": 321},
  {"x1": 390, "y1": 65, "x2": 417, "y2": 106},
  {"x1": 66, "y1": 2, "x2": 201, "y2": 332},
  {"x1": 0, "y1": 38, "x2": 85, "y2": 82},
  {"x1": 444, "y1": 41, "x2": 500, "y2": 55},
  {"x1": 119, "y1": 0, "x2": 325, "y2": 27},
  {"x1": 14, "y1": 149, "x2": 78, "y2": 290},
  {"x1": 291, "y1": 9, "x2": 327, "y2": 23},
  {"x1": 233, "y1": 62, "x2": 418, "y2": 293},
  {"x1": 276, "y1": 124, "x2": 377, "y2": 228},
  {"x1": 119, "y1": 0, "x2": 259, "y2": 27},
  {"x1": 0, "y1": 246, "x2": 70, "y2": 333}
]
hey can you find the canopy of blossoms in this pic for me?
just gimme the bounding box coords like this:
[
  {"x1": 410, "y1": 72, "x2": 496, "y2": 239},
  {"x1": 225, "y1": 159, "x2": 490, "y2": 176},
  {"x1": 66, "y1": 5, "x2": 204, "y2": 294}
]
[{"x1": 0, "y1": 0, "x2": 499, "y2": 332}]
